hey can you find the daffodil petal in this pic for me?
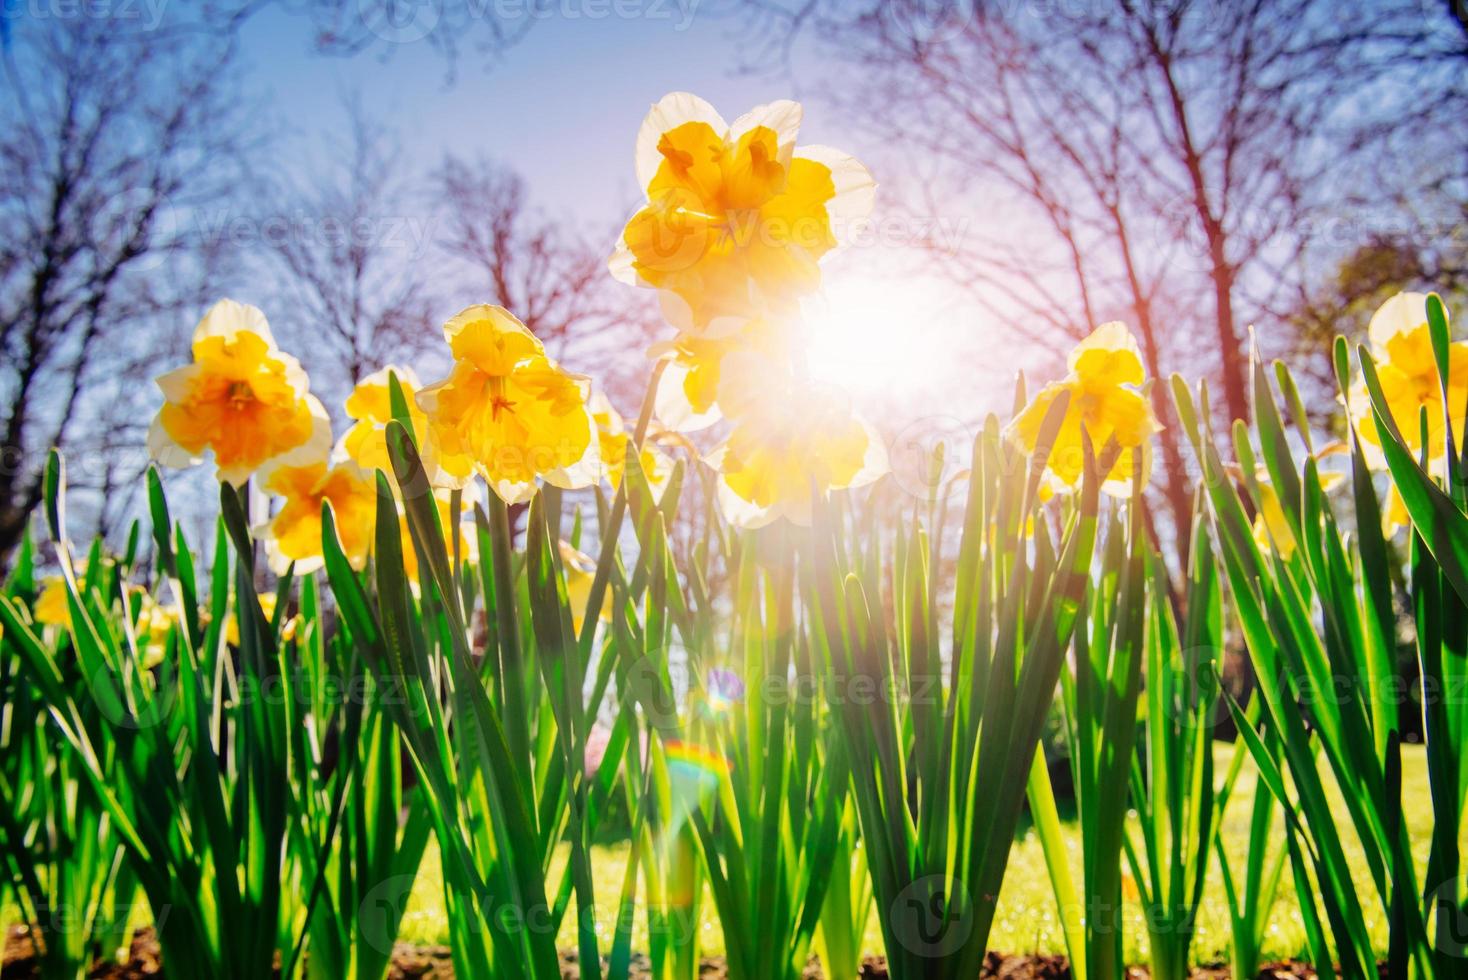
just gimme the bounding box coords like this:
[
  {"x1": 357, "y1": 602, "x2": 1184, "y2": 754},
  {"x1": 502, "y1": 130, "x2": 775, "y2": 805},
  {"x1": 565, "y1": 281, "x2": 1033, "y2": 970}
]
[
  {"x1": 490, "y1": 477, "x2": 538, "y2": 505},
  {"x1": 155, "y1": 364, "x2": 200, "y2": 403},
  {"x1": 442, "y1": 305, "x2": 544, "y2": 372},
  {"x1": 839, "y1": 417, "x2": 889, "y2": 491},
  {"x1": 1069, "y1": 321, "x2": 1145, "y2": 386},
  {"x1": 728, "y1": 99, "x2": 802, "y2": 166},
  {"x1": 191, "y1": 298, "x2": 276, "y2": 353},
  {"x1": 1368, "y1": 292, "x2": 1431, "y2": 351},
  {"x1": 795, "y1": 145, "x2": 877, "y2": 238},
  {"x1": 542, "y1": 414, "x2": 603, "y2": 491},
  {"x1": 608, "y1": 242, "x2": 640, "y2": 286},
  {"x1": 263, "y1": 394, "x2": 333, "y2": 472},
  {"x1": 656, "y1": 359, "x2": 722, "y2": 432},
  {"x1": 635, "y1": 92, "x2": 728, "y2": 193},
  {"x1": 715, "y1": 473, "x2": 778, "y2": 529},
  {"x1": 146, "y1": 415, "x2": 202, "y2": 471}
]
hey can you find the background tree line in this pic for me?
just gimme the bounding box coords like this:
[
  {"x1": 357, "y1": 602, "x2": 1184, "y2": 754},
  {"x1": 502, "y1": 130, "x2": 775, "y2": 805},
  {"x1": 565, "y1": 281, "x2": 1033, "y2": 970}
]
[{"x1": 2, "y1": 0, "x2": 1465, "y2": 569}]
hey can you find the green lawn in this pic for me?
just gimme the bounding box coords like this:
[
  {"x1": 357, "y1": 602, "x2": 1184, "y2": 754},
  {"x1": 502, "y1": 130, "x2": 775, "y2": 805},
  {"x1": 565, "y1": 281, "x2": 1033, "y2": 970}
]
[{"x1": 396, "y1": 742, "x2": 1439, "y2": 965}]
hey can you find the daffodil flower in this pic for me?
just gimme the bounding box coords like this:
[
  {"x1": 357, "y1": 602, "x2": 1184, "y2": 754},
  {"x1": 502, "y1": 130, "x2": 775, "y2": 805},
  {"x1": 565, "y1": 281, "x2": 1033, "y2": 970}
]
[
  {"x1": 148, "y1": 299, "x2": 331, "y2": 485},
  {"x1": 610, "y1": 93, "x2": 875, "y2": 333},
  {"x1": 126, "y1": 586, "x2": 177, "y2": 669},
  {"x1": 1347, "y1": 292, "x2": 1468, "y2": 472},
  {"x1": 341, "y1": 364, "x2": 433, "y2": 475},
  {"x1": 1006, "y1": 322, "x2": 1161, "y2": 496},
  {"x1": 259, "y1": 460, "x2": 377, "y2": 575},
  {"x1": 32, "y1": 575, "x2": 70, "y2": 627},
  {"x1": 707, "y1": 355, "x2": 887, "y2": 528},
  {"x1": 1251, "y1": 479, "x2": 1297, "y2": 559},
  {"x1": 590, "y1": 391, "x2": 673, "y2": 496},
  {"x1": 225, "y1": 591, "x2": 300, "y2": 646},
  {"x1": 416, "y1": 305, "x2": 599, "y2": 504},
  {"x1": 559, "y1": 539, "x2": 606, "y2": 632},
  {"x1": 1248, "y1": 454, "x2": 1347, "y2": 558}
]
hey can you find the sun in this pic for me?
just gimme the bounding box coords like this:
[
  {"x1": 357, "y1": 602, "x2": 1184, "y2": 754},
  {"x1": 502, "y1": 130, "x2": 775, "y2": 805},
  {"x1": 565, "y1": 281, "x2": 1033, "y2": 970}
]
[{"x1": 800, "y1": 275, "x2": 955, "y2": 406}]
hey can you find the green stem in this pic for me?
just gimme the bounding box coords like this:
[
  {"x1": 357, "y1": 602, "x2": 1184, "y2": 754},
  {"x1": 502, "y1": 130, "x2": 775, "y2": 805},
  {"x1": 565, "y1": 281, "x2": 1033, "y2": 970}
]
[
  {"x1": 488, "y1": 491, "x2": 531, "y2": 773},
  {"x1": 576, "y1": 357, "x2": 667, "y2": 661}
]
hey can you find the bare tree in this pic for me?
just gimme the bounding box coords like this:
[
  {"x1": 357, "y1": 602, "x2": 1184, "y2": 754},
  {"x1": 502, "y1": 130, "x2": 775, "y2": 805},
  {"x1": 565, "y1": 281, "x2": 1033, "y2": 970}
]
[
  {"x1": 0, "y1": 16, "x2": 252, "y2": 563},
  {"x1": 257, "y1": 98, "x2": 438, "y2": 404},
  {"x1": 722, "y1": 0, "x2": 1467, "y2": 559}
]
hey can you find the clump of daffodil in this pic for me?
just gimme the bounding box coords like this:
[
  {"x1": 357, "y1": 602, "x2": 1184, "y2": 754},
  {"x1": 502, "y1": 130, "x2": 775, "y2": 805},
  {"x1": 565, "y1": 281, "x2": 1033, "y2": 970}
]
[
  {"x1": 148, "y1": 299, "x2": 331, "y2": 485},
  {"x1": 1348, "y1": 292, "x2": 1467, "y2": 472},
  {"x1": 259, "y1": 460, "x2": 377, "y2": 575},
  {"x1": 591, "y1": 392, "x2": 674, "y2": 496},
  {"x1": 707, "y1": 354, "x2": 886, "y2": 528},
  {"x1": 610, "y1": 93, "x2": 875, "y2": 334},
  {"x1": 341, "y1": 364, "x2": 433, "y2": 476},
  {"x1": 416, "y1": 305, "x2": 598, "y2": 504},
  {"x1": 1006, "y1": 322, "x2": 1161, "y2": 496}
]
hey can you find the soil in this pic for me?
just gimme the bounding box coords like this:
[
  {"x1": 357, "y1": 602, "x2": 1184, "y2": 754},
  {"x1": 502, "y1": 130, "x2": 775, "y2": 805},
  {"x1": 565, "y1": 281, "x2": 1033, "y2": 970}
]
[{"x1": 1, "y1": 924, "x2": 1337, "y2": 979}]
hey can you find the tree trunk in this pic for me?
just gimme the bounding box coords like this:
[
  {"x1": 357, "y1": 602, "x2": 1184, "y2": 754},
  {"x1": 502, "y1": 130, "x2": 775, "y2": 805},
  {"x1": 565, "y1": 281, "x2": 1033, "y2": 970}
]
[
  {"x1": 1111, "y1": 206, "x2": 1194, "y2": 569},
  {"x1": 1208, "y1": 242, "x2": 1250, "y2": 427}
]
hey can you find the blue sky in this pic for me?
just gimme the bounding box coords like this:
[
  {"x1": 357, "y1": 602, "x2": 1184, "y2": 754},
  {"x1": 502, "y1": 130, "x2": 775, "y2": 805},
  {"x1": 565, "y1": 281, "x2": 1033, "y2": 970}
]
[{"x1": 236, "y1": 4, "x2": 836, "y2": 224}]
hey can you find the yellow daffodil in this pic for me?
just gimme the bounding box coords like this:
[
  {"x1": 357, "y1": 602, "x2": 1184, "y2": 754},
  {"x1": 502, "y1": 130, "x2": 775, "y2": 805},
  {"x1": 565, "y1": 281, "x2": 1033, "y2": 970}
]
[
  {"x1": 416, "y1": 305, "x2": 598, "y2": 504},
  {"x1": 1251, "y1": 480, "x2": 1297, "y2": 560},
  {"x1": 259, "y1": 461, "x2": 376, "y2": 575},
  {"x1": 1246, "y1": 452, "x2": 1346, "y2": 558},
  {"x1": 590, "y1": 392, "x2": 673, "y2": 496},
  {"x1": 148, "y1": 299, "x2": 331, "y2": 485},
  {"x1": 610, "y1": 93, "x2": 875, "y2": 333},
  {"x1": 226, "y1": 592, "x2": 301, "y2": 646},
  {"x1": 1347, "y1": 292, "x2": 1467, "y2": 471},
  {"x1": 1006, "y1": 322, "x2": 1160, "y2": 496},
  {"x1": 559, "y1": 539, "x2": 610, "y2": 632},
  {"x1": 707, "y1": 356, "x2": 886, "y2": 527},
  {"x1": 341, "y1": 365, "x2": 432, "y2": 476},
  {"x1": 1384, "y1": 485, "x2": 1413, "y2": 536},
  {"x1": 33, "y1": 575, "x2": 69, "y2": 627},
  {"x1": 126, "y1": 586, "x2": 176, "y2": 669}
]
